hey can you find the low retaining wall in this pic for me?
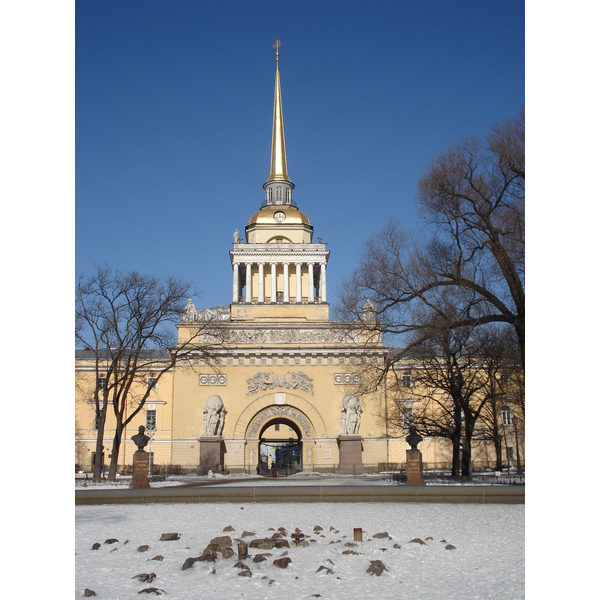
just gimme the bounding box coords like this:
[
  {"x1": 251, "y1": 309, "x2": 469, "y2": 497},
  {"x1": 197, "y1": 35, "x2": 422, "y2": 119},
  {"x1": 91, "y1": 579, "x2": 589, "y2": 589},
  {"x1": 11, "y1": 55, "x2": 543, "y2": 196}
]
[{"x1": 75, "y1": 484, "x2": 524, "y2": 505}]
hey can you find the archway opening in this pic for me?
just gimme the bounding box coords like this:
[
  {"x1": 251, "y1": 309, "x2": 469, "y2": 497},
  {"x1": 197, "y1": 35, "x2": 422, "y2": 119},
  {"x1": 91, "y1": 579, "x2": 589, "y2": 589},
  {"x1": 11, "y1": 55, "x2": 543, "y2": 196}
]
[{"x1": 258, "y1": 418, "x2": 302, "y2": 477}]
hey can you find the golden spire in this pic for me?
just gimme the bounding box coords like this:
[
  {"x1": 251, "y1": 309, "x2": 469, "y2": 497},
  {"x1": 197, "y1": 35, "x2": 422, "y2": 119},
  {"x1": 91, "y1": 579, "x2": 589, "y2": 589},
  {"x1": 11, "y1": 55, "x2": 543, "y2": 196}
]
[{"x1": 266, "y1": 39, "x2": 292, "y2": 185}]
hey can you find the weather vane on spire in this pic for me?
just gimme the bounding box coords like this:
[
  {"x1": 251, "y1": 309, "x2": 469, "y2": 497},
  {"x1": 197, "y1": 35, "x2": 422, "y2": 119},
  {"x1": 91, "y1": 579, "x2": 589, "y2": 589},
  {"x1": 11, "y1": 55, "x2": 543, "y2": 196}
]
[{"x1": 273, "y1": 39, "x2": 281, "y2": 64}]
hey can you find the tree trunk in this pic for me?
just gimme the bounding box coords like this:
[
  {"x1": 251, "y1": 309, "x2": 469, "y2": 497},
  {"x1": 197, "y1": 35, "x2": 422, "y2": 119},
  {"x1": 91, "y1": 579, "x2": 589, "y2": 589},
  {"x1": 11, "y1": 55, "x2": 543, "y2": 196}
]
[
  {"x1": 93, "y1": 407, "x2": 106, "y2": 483},
  {"x1": 461, "y1": 417, "x2": 475, "y2": 481},
  {"x1": 493, "y1": 427, "x2": 503, "y2": 470},
  {"x1": 461, "y1": 441, "x2": 472, "y2": 481},
  {"x1": 451, "y1": 404, "x2": 461, "y2": 478},
  {"x1": 108, "y1": 425, "x2": 124, "y2": 481},
  {"x1": 451, "y1": 436, "x2": 461, "y2": 478}
]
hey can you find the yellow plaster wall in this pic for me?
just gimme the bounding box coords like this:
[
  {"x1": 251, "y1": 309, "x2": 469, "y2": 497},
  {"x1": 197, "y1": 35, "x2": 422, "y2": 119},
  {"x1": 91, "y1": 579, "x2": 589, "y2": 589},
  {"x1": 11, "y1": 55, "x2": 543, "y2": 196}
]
[{"x1": 230, "y1": 303, "x2": 329, "y2": 322}]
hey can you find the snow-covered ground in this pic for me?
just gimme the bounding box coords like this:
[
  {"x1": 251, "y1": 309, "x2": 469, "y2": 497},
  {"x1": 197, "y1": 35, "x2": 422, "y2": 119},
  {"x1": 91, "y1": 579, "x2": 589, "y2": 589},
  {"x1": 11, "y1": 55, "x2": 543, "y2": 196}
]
[{"x1": 76, "y1": 499, "x2": 524, "y2": 599}]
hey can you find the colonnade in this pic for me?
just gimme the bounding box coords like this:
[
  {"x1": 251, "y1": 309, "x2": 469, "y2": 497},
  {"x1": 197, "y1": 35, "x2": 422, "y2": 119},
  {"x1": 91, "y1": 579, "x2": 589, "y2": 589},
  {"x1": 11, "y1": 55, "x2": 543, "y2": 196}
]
[{"x1": 232, "y1": 261, "x2": 326, "y2": 304}]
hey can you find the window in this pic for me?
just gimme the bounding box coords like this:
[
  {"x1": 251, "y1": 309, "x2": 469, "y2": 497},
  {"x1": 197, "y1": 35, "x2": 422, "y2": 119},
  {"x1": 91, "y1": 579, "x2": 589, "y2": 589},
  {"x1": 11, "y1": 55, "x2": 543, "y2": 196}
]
[
  {"x1": 395, "y1": 399, "x2": 415, "y2": 428},
  {"x1": 97, "y1": 374, "x2": 106, "y2": 391},
  {"x1": 147, "y1": 376, "x2": 158, "y2": 391},
  {"x1": 501, "y1": 406, "x2": 513, "y2": 426},
  {"x1": 506, "y1": 447, "x2": 514, "y2": 461},
  {"x1": 401, "y1": 374, "x2": 412, "y2": 388},
  {"x1": 146, "y1": 409, "x2": 157, "y2": 431},
  {"x1": 402, "y1": 406, "x2": 414, "y2": 428},
  {"x1": 274, "y1": 423, "x2": 280, "y2": 431},
  {"x1": 500, "y1": 373, "x2": 511, "y2": 387}
]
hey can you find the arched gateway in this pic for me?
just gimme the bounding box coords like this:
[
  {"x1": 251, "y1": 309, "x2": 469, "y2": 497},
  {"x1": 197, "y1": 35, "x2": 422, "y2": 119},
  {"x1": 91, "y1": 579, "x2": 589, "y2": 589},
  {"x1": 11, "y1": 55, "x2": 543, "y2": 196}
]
[{"x1": 234, "y1": 392, "x2": 327, "y2": 474}]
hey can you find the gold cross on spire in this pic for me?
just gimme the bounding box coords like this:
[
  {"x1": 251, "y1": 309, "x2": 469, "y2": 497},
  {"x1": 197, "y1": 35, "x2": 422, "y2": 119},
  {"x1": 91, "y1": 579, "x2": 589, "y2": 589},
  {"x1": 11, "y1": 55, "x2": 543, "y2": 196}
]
[{"x1": 273, "y1": 39, "x2": 281, "y2": 64}]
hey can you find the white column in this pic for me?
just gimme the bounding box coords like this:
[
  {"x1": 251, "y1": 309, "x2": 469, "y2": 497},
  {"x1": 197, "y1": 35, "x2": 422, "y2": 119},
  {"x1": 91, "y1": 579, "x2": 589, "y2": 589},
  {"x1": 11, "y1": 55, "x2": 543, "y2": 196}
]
[
  {"x1": 232, "y1": 263, "x2": 239, "y2": 303},
  {"x1": 295, "y1": 263, "x2": 302, "y2": 303},
  {"x1": 258, "y1": 263, "x2": 265, "y2": 303},
  {"x1": 245, "y1": 263, "x2": 252, "y2": 302},
  {"x1": 271, "y1": 263, "x2": 277, "y2": 302},
  {"x1": 320, "y1": 263, "x2": 327, "y2": 303},
  {"x1": 283, "y1": 263, "x2": 289, "y2": 302},
  {"x1": 308, "y1": 263, "x2": 314, "y2": 302}
]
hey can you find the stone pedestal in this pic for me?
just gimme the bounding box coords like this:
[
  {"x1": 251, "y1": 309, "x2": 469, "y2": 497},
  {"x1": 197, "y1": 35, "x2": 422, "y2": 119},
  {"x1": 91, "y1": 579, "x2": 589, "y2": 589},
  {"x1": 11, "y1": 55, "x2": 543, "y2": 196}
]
[
  {"x1": 198, "y1": 437, "x2": 224, "y2": 475},
  {"x1": 405, "y1": 449, "x2": 425, "y2": 486},
  {"x1": 131, "y1": 450, "x2": 151, "y2": 489},
  {"x1": 337, "y1": 435, "x2": 363, "y2": 474}
]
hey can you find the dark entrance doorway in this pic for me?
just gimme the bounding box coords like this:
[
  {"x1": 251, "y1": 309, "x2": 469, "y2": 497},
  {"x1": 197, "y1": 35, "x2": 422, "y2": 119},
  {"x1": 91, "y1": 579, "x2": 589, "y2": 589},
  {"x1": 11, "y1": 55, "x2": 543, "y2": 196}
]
[{"x1": 258, "y1": 418, "x2": 302, "y2": 477}]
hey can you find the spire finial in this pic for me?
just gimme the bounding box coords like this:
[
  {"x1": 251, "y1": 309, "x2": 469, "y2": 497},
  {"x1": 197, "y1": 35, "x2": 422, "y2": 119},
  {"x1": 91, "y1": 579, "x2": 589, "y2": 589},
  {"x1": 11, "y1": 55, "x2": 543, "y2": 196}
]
[{"x1": 264, "y1": 39, "x2": 293, "y2": 189}]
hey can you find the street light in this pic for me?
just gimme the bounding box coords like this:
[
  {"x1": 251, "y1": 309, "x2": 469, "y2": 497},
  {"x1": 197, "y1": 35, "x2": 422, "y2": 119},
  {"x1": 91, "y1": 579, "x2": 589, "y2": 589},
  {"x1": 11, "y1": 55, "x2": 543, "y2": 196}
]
[{"x1": 147, "y1": 428, "x2": 155, "y2": 477}]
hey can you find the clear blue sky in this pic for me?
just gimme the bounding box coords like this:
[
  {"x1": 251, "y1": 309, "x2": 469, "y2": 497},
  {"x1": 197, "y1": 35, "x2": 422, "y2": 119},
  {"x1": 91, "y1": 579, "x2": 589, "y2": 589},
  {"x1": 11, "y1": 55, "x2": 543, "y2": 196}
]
[{"x1": 75, "y1": 0, "x2": 524, "y2": 310}]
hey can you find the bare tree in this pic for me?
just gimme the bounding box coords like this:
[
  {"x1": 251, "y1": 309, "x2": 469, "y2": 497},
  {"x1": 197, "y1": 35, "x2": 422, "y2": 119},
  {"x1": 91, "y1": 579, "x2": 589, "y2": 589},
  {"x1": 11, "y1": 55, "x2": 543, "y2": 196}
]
[
  {"x1": 475, "y1": 326, "x2": 524, "y2": 470},
  {"x1": 416, "y1": 108, "x2": 525, "y2": 366},
  {"x1": 75, "y1": 266, "x2": 222, "y2": 481},
  {"x1": 336, "y1": 111, "x2": 525, "y2": 477},
  {"x1": 338, "y1": 109, "x2": 525, "y2": 369},
  {"x1": 389, "y1": 313, "x2": 492, "y2": 480}
]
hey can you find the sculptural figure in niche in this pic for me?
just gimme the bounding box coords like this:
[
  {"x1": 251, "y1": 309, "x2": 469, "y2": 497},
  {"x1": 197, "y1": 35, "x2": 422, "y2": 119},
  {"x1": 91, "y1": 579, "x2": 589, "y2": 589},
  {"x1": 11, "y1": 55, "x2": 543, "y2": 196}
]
[
  {"x1": 202, "y1": 394, "x2": 226, "y2": 437},
  {"x1": 340, "y1": 394, "x2": 363, "y2": 435}
]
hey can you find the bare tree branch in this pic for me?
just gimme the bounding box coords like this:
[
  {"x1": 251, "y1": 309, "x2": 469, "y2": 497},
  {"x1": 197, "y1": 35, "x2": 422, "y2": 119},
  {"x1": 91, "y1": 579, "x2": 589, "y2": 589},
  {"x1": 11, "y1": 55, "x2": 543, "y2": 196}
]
[{"x1": 75, "y1": 266, "x2": 225, "y2": 481}]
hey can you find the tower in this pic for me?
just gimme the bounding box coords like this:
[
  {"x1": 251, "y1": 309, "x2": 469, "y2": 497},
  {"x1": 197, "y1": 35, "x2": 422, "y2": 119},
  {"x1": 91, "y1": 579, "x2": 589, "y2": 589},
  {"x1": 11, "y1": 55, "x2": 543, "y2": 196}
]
[
  {"x1": 230, "y1": 41, "x2": 330, "y2": 320},
  {"x1": 170, "y1": 42, "x2": 386, "y2": 474}
]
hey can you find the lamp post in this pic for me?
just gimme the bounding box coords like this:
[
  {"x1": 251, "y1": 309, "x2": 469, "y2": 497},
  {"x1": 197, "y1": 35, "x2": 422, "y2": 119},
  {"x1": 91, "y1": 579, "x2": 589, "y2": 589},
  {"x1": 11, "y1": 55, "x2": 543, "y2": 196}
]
[
  {"x1": 147, "y1": 428, "x2": 155, "y2": 477},
  {"x1": 513, "y1": 417, "x2": 522, "y2": 475},
  {"x1": 501, "y1": 417, "x2": 511, "y2": 482}
]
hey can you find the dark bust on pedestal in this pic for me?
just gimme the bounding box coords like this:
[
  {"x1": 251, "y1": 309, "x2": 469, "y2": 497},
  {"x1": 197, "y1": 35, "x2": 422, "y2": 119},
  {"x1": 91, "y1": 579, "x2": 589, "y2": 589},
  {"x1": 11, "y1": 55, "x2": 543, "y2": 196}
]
[
  {"x1": 132, "y1": 425, "x2": 151, "y2": 451},
  {"x1": 406, "y1": 425, "x2": 423, "y2": 450},
  {"x1": 130, "y1": 425, "x2": 151, "y2": 489},
  {"x1": 405, "y1": 425, "x2": 425, "y2": 486}
]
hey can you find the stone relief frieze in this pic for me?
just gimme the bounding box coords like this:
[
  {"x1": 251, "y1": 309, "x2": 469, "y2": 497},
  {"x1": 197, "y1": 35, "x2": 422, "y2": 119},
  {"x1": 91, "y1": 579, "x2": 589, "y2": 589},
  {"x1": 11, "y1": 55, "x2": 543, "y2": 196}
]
[
  {"x1": 198, "y1": 374, "x2": 227, "y2": 386},
  {"x1": 181, "y1": 298, "x2": 230, "y2": 323},
  {"x1": 247, "y1": 405, "x2": 313, "y2": 437},
  {"x1": 227, "y1": 327, "x2": 360, "y2": 345},
  {"x1": 334, "y1": 373, "x2": 362, "y2": 385},
  {"x1": 246, "y1": 371, "x2": 313, "y2": 395}
]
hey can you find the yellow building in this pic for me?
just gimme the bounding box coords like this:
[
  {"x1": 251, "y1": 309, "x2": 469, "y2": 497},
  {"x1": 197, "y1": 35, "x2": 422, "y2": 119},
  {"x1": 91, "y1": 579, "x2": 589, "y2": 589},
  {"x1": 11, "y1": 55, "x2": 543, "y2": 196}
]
[{"x1": 75, "y1": 46, "x2": 523, "y2": 476}]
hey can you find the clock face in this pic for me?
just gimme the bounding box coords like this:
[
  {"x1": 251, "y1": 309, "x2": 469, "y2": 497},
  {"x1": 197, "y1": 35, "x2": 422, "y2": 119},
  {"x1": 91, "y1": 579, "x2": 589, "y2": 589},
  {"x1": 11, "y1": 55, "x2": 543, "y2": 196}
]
[{"x1": 273, "y1": 211, "x2": 286, "y2": 223}]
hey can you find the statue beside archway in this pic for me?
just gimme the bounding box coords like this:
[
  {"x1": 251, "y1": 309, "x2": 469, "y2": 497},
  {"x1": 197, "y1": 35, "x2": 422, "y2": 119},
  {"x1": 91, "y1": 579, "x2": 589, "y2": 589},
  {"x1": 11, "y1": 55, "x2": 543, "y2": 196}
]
[
  {"x1": 199, "y1": 394, "x2": 226, "y2": 475},
  {"x1": 202, "y1": 394, "x2": 227, "y2": 437},
  {"x1": 338, "y1": 394, "x2": 364, "y2": 474},
  {"x1": 339, "y1": 394, "x2": 362, "y2": 435}
]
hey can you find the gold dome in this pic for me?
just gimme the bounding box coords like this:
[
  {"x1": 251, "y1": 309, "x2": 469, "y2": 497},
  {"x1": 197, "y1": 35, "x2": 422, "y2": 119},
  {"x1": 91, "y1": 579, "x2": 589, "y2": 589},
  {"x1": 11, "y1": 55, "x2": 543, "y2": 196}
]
[{"x1": 247, "y1": 205, "x2": 311, "y2": 226}]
